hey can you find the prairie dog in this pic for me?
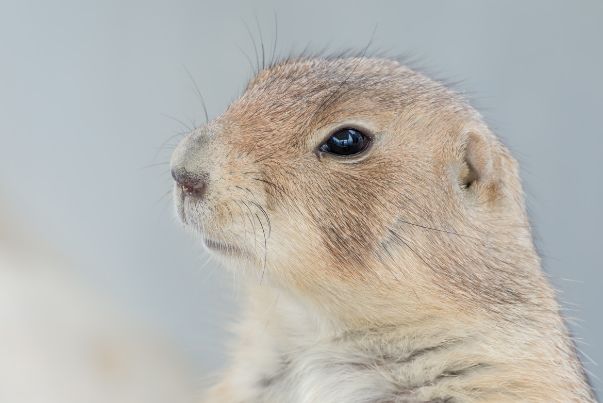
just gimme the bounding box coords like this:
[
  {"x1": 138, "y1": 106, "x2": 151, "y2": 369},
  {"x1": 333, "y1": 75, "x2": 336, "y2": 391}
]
[{"x1": 170, "y1": 57, "x2": 595, "y2": 402}]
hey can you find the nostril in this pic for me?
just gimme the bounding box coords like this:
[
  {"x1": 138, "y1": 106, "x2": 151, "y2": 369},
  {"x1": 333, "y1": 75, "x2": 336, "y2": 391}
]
[
  {"x1": 171, "y1": 168, "x2": 208, "y2": 198},
  {"x1": 181, "y1": 182, "x2": 206, "y2": 198}
]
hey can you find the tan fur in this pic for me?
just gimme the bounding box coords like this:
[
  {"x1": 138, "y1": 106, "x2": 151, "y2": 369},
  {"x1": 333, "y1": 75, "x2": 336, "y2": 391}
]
[{"x1": 171, "y1": 57, "x2": 595, "y2": 402}]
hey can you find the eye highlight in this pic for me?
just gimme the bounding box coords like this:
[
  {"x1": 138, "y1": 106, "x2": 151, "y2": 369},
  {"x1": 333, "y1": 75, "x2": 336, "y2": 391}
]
[{"x1": 318, "y1": 128, "x2": 371, "y2": 156}]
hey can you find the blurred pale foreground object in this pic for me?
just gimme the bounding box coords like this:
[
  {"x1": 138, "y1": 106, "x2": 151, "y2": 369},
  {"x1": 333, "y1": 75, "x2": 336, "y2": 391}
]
[{"x1": 0, "y1": 206, "x2": 197, "y2": 403}]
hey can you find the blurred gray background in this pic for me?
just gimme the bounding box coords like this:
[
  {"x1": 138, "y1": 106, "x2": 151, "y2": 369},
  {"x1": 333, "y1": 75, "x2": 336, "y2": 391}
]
[{"x1": 1, "y1": 0, "x2": 601, "y2": 394}]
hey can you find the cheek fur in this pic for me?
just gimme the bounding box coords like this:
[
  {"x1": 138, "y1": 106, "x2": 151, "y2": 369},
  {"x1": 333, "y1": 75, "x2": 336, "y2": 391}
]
[{"x1": 302, "y1": 159, "x2": 403, "y2": 275}]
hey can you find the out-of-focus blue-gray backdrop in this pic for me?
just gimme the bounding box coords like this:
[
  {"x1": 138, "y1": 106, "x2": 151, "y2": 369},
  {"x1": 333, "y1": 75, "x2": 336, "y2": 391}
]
[{"x1": 1, "y1": 0, "x2": 601, "y2": 393}]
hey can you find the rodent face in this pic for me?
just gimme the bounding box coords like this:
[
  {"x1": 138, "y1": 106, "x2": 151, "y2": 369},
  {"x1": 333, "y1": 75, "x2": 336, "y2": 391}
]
[{"x1": 171, "y1": 57, "x2": 534, "y2": 321}]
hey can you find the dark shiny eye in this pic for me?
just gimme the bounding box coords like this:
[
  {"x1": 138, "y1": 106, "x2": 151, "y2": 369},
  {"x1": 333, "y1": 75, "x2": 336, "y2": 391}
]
[{"x1": 319, "y1": 128, "x2": 370, "y2": 156}]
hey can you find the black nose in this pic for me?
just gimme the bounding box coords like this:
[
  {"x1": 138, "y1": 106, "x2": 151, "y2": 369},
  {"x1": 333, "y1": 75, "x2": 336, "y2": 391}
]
[{"x1": 171, "y1": 168, "x2": 207, "y2": 198}]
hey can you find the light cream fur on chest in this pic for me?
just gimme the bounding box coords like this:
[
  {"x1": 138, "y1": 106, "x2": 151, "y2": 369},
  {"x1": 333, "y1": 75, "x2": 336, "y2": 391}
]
[{"x1": 201, "y1": 286, "x2": 584, "y2": 403}]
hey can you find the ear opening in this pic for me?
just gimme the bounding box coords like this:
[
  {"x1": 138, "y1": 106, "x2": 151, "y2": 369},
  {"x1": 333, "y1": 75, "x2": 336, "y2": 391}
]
[
  {"x1": 459, "y1": 162, "x2": 478, "y2": 189},
  {"x1": 460, "y1": 131, "x2": 494, "y2": 190}
]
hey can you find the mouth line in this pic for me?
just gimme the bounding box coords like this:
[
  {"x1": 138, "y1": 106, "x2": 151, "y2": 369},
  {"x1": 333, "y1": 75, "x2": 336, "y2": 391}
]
[
  {"x1": 203, "y1": 238, "x2": 243, "y2": 256},
  {"x1": 175, "y1": 188, "x2": 248, "y2": 259}
]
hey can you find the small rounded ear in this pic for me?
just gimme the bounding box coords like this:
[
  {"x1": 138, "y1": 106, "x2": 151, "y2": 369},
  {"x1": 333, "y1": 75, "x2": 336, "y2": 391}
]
[{"x1": 459, "y1": 131, "x2": 494, "y2": 190}]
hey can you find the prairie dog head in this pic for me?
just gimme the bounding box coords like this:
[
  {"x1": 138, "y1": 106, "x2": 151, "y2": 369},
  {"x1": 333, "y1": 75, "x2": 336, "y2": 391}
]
[{"x1": 171, "y1": 57, "x2": 545, "y2": 324}]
